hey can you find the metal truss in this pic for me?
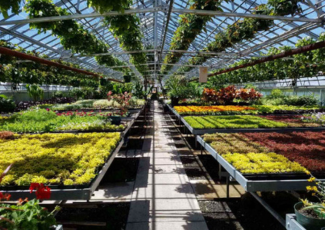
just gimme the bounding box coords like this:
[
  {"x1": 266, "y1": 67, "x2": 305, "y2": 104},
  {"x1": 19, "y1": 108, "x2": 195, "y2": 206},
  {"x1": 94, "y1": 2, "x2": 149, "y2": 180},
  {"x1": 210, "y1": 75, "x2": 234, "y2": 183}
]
[{"x1": 0, "y1": 0, "x2": 324, "y2": 81}]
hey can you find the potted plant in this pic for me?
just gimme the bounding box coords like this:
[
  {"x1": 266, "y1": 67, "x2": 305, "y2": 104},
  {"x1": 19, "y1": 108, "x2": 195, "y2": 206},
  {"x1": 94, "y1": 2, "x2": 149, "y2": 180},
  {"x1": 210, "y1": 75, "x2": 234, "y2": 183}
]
[
  {"x1": 295, "y1": 176, "x2": 325, "y2": 230},
  {"x1": 0, "y1": 183, "x2": 61, "y2": 230},
  {"x1": 107, "y1": 91, "x2": 132, "y2": 125},
  {"x1": 165, "y1": 76, "x2": 193, "y2": 106}
]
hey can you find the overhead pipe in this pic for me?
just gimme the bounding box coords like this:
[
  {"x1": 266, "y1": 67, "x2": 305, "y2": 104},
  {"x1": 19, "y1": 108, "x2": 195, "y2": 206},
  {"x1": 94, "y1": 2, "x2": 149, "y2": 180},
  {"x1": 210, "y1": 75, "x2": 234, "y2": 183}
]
[
  {"x1": 0, "y1": 46, "x2": 123, "y2": 83},
  {"x1": 190, "y1": 40, "x2": 325, "y2": 82}
]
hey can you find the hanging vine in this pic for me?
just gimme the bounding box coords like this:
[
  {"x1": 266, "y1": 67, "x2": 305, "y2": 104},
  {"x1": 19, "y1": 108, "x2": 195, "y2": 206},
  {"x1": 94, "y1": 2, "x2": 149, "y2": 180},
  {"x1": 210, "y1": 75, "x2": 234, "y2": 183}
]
[
  {"x1": 207, "y1": 34, "x2": 325, "y2": 86},
  {"x1": 160, "y1": 0, "x2": 224, "y2": 74},
  {"x1": 0, "y1": 40, "x2": 103, "y2": 87},
  {"x1": 103, "y1": 13, "x2": 148, "y2": 76},
  {"x1": 24, "y1": 0, "x2": 133, "y2": 76},
  {"x1": 0, "y1": 0, "x2": 21, "y2": 18},
  {"x1": 87, "y1": 0, "x2": 132, "y2": 14},
  {"x1": 174, "y1": 0, "x2": 304, "y2": 75}
]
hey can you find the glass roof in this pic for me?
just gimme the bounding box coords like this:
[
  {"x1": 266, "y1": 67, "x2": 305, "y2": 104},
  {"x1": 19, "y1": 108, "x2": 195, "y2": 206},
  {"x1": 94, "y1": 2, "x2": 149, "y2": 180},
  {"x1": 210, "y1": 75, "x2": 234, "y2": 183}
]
[{"x1": 0, "y1": 0, "x2": 324, "y2": 81}]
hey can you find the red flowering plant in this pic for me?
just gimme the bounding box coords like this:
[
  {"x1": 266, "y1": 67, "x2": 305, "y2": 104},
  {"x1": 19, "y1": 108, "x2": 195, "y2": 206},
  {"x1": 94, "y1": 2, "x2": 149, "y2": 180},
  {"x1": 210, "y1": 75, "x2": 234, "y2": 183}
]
[
  {"x1": 0, "y1": 175, "x2": 60, "y2": 229},
  {"x1": 107, "y1": 91, "x2": 132, "y2": 115}
]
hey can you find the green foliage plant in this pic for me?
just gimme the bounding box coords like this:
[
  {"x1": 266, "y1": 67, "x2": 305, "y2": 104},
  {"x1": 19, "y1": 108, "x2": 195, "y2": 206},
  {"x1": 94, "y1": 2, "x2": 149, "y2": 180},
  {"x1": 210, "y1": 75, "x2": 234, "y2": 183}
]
[
  {"x1": 26, "y1": 84, "x2": 44, "y2": 101},
  {"x1": 0, "y1": 0, "x2": 21, "y2": 18},
  {"x1": 0, "y1": 95, "x2": 16, "y2": 113}
]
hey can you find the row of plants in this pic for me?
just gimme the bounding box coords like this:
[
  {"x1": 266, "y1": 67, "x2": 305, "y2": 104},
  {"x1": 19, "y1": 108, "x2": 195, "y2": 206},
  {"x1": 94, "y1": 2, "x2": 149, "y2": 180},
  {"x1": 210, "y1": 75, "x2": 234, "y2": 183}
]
[
  {"x1": 0, "y1": 109, "x2": 125, "y2": 133},
  {"x1": 175, "y1": 0, "x2": 303, "y2": 75},
  {"x1": 174, "y1": 105, "x2": 257, "y2": 114},
  {"x1": 262, "y1": 89, "x2": 319, "y2": 107},
  {"x1": 24, "y1": 0, "x2": 133, "y2": 76},
  {"x1": 160, "y1": 0, "x2": 222, "y2": 74},
  {"x1": 0, "y1": 132, "x2": 121, "y2": 186},
  {"x1": 48, "y1": 97, "x2": 145, "y2": 111},
  {"x1": 208, "y1": 34, "x2": 325, "y2": 85},
  {"x1": 0, "y1": 81, "x2": 139, "y2": 113},
  {"x1": 184, "y1": 115, "x2": 321, "y2": 129},
  {"x1": 0, "y1": 40, "x2": 103, "y2": 88},
  {"x1": 173, "y1": 104, "x2": 323, "y2": 115}
]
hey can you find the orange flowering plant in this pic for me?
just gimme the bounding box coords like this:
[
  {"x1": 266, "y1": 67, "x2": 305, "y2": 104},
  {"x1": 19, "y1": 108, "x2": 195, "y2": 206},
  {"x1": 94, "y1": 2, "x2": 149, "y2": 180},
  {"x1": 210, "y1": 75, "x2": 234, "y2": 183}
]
[{"x1": 174, "y1": 105, "x2": 257, "y2": 115}]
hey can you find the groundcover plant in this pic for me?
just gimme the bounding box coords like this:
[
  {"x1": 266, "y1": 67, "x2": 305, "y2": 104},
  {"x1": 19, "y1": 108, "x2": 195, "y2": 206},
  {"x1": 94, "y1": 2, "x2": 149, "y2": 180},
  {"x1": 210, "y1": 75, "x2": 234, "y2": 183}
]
[
  {"x1": 203, "y1": 133, "x2": 308, "y2": 174},
  {"x1": 222, "y1": 152, "x2": 307, "y2": 174},
  {"x1": 0, "y1": 109, "x2": 125, "y2": 133},
  {"x1": 204, "y1": 132, "x2": 325, "y2": 173},
  {"x1": 0, "y1": 132, "x2": 121, "y2": 186},
  {"x1": 184, "y1": 115, "x2": 289, "y2": 129},
  {"x1": 242, "y1": 131, "x2": 325, "y2": 173}
]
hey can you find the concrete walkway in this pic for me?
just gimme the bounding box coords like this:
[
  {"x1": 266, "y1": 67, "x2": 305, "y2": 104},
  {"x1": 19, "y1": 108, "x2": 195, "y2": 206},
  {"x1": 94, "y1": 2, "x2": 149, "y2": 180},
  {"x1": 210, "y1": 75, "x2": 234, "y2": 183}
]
[{"x1": 126, "y1": 101, "x2": 209, "y2": 230}]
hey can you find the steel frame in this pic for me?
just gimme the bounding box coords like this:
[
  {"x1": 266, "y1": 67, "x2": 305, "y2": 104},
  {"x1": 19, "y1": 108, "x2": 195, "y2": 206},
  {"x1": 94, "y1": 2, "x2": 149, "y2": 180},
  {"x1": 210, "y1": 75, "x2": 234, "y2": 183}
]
[{"x1": 0, "y1": 0, "x2": 324, "y2": 81}]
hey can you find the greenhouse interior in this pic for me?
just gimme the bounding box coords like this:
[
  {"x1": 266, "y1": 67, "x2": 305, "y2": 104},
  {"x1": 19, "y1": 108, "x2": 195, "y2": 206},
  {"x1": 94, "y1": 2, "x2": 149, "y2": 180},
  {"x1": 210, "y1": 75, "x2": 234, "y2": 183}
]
[{"x1": 2, "y1": 0, "x2": 325, "y2": 229}]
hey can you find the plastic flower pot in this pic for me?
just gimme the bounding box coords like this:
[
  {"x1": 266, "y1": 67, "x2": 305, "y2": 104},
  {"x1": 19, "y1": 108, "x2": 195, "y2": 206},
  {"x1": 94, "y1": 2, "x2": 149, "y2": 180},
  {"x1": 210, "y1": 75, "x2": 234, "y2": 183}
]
[
  {"x1": 294, "y1": 202, "x2": 325, "y2": 230},
  {"x1": 109, "y1": 116, "x2": 121, "y2": 125}
]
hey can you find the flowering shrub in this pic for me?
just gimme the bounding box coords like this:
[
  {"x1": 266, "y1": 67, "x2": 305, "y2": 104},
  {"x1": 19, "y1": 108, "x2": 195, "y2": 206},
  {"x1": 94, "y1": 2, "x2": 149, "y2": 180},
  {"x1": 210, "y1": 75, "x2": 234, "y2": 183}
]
[
  {"x1": 0, "y1": 133, "x2": 121, "y2": 186},
  {"x1": 222, "y1": 152, "x2": 307, "y2": 174},
  {"x1": 242, "y1": 131, "x2": 325, "y2": 172},
  {"x1": 184, "y1": 115, "x2": 288, "y2": 129}
]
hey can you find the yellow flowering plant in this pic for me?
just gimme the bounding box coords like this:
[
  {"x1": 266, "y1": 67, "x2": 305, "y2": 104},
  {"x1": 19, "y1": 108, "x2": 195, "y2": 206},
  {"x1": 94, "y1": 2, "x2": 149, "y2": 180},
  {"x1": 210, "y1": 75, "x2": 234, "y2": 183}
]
[
  {"x1": 222, "y1": 152, "x2": 307, "y2": 174},
  {"x1": 0, "y1": 133, "x2": 121, "y2": 187},
  {"x1": 301, "y1": 176, "x2": 325, "y2": 218}
]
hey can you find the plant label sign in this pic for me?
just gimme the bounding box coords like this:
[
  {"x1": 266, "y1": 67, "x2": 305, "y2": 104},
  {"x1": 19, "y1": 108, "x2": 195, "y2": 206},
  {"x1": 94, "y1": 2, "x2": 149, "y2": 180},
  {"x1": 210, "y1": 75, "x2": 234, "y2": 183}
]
[{"x1": 199, "y1": 67, "x2": 208, "y2": 83}]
